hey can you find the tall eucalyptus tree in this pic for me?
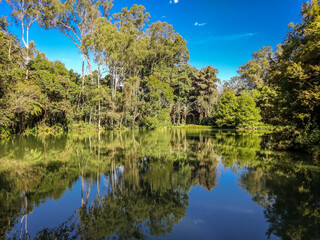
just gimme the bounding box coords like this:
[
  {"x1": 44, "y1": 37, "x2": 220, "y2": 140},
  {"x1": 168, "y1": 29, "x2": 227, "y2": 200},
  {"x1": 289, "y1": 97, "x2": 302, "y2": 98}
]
[
  {"x1": 84, "y1": 16, "x2": 117, "y2": 130},
  {"x1": 41, "y1": 0, "x2": 114, "y2": 96},
  {"x1": 112, "y1": 4, "x2": 150, "y2": 96},
  {"x1": 6, "y1": 0, "x2": 43, "y2": 79}
]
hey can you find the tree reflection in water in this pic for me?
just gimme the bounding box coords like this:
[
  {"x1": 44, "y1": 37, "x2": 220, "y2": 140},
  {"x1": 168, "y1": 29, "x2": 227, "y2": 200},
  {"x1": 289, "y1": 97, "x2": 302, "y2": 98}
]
[
  {"x1": 0, "y1": 129, "x2": 218, "y2": 239},
  {"x1": 0, "y1": 129, "x2": 319, "y2": 239}
]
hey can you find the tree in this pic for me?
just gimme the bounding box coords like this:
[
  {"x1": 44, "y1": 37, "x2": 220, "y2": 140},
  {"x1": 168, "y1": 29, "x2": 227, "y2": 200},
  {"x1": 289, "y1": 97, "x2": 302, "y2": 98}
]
[
  {"x1": 0, "y1": 17, "x2": 23, "y2": 135},
  {"x1": 0, "y1": 0, "x2": 211, "y2": 132},
  {"x1": 111, "y1": 4, "x2": 150, "y2": 96},
  {"x1": 9, "y1": 82, "x2": 43, "y2": 133},
  {"x1": 216, "y1": 89, "x2": 238, "y2": 127},
  {"x1": 145, "y1": 21, "x2": 189, "y2": 75},
  {"x1": 28, "y1": 52, "x2": 77, "y2": 127},
  {"x1": 189, "y1": 65, "x2": 220, "y2": 124},
  {"x1": 272, "y1": 0, "x2": 320, "y2": 129},
  {"x1": 143, "y1": 75, "x2": 174, "y2": 129},
  {"x1": 236, "y1": 92, "x2": 261, "y2": 127},
  {"x1": 84, "y1": 16, "x2": 117, "y2": 130},
  {"x1": 41, "y1": 0, "x2": 114, "y2": 96},
  {"x1": 6, "y1": 0, "x2": 43, "y2": 79},
  {"x1": 236, "y1": 46, "x2": 274, "y2": 91}
]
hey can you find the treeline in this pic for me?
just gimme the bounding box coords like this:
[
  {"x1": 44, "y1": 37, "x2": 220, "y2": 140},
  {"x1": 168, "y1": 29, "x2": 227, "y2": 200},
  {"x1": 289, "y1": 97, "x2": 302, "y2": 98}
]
[
  {"x1": 0, "y1": 0, "x2": 222, "y2": 135},
  {"x1": 0, "y1": 0, "x2": 319, "y2": 159}
]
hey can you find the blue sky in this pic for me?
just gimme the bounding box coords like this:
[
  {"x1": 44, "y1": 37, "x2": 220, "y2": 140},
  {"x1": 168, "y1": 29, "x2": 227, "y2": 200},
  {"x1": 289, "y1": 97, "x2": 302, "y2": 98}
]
[{"x1": 0, "y1": 0, "x2": 306, "y2": 81}]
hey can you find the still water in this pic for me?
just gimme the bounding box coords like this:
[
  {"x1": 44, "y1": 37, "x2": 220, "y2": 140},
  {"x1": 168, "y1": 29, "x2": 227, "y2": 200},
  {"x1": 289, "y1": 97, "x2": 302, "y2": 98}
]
[{"x1": 0, "y1": 129, "x2": 319, "y2": 240}]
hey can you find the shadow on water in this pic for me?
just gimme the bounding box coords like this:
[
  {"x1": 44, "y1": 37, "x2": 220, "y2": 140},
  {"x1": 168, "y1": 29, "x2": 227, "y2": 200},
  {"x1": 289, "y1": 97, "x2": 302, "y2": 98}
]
[{"x1": 0, "y1": 129, "x2": 319, "y2": 239}]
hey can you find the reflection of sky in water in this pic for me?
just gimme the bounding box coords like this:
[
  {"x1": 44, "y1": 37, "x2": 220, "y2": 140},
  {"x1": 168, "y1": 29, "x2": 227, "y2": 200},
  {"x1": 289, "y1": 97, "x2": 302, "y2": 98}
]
[
  {"x1": 8, "y1": 168, "x2": 278, "y2": 240},
  {"x1": 153, "y1": 167, "x2": 278, "y2": 240}
]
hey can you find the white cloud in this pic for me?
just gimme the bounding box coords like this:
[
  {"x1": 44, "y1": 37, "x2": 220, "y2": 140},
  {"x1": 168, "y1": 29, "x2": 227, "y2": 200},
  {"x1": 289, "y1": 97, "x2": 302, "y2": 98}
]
[
  {"x1": 193, "y1": 219, "x2": 204, "y2": 224},
  {"x1": 222, "y1": 32, "x2": 257, "y2": 40},
  {"x1": 195, "y1": 22, "x2": 207, "y2": 27},
  {"x1": 191, "y1": 32, "x2": 258, "y2": 44},
  {"x1": 169, "y1": 0, "x2": 179, "y2": 4}
]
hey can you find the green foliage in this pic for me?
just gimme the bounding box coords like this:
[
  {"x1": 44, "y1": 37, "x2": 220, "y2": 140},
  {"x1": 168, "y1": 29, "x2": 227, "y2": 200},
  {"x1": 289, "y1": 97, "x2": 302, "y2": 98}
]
[
  {"x1": 222, "y1": 0, "x2": 320, "y2": 159},
  {"x1": 9, "y1": 81, "x2": 44, "y2": 132},
  {"x1": 216, "y1": 89, "x2": 238, "y2": 127},
  {"x1": 272, "y1": 0, "x2": 320, "y2": 129},
  {"x1": 266, "y1": 0, "x2": 320, "y2": 159},
  {"x1": 189, "y1": 66, "x2": 220, "y2": 121},
  {"x1": 296, "y1": 129, "x2": 320, "y2": 162},
  {"x1": 236, "y1": 92, "x2": 262, "y2": 127},
  {"x1": 236, "y1": 46, "x2": 273, "y2": 91},
  {"x1": 216, "y1": 90, "x2": 261, "y2": 128},
  {"x1": 146, "y1": 75, "x2": 174, "y2": 107},
  {"x1": 0, "y1": 0, "x2": 223, "y2": 134},
  {"x1": 144, "y1": 109, "x2": 172, "y2": 129},
  {"x1": 0, "y1": 18, "x2": 23, "y2": 134},
  {"x1": 0, "y1": 0, "x2": 319, "y2": 163},
  {"x1": 254, "y1": 86, "x2": 279, "y2": 124}
]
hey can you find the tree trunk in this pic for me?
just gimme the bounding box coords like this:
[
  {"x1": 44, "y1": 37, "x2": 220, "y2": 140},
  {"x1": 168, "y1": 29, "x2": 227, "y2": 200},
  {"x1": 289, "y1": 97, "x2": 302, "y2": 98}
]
[
  {"x1": 25, "y1": 27, "x2": 29, "y2": 80},
  {"x1": 98, "y1": 65, "x2": 101, "y2": 131},
  {"x1": 89, "y1": 108, "x2": 92, "y2": 125},
  {"x1": 86, "y1": 54, "x2": 92, "y2": 75},
  {"x1": 77, "y1": 54, "x2": 86, "y2": 109},
  {"x1": 81, "y1": 54, "x2": 85, "y2": 91}
]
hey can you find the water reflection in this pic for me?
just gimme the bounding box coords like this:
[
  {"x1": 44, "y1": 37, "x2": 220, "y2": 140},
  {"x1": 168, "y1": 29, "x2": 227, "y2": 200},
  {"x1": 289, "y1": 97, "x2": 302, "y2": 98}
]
[
  {"x1": 239, "y1": 153, "x2": 320, "y2": 240},
  {"x1": 0, "y1": 129, "x2": 319, "y2": 239}
]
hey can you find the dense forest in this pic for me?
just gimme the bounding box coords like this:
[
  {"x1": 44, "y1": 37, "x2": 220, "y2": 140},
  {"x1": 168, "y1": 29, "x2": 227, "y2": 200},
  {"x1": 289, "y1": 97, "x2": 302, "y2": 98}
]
[{"x1": 0, "y1": 0, "x2": 319, "y2": 160}]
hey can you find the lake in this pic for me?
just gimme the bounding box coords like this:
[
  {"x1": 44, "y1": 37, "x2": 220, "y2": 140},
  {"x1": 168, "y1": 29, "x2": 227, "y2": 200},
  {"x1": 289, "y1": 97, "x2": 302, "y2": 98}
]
[{"x1": 0, "y1": 129, "x2": 319, "y2": 239}]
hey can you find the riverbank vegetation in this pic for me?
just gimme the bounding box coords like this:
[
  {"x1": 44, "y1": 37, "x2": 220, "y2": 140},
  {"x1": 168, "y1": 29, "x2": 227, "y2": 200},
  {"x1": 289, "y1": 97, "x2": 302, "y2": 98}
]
[{"x1": 0, "y1": 0, "x2": 319, "y2": 160}]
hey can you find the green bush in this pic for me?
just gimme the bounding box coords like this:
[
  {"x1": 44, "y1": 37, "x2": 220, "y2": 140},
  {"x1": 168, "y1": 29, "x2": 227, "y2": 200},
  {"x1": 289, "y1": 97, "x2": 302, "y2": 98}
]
[
  {"x1": 296, "y1": 129, "x2": 320, "y2": 163},
  {"x1": 216, "y1": 90, "x2": 262, "y2": 128},
  {"x1": 236, "y1": 93, "x2": 261, "y2": 127},
  {"x1": 144, "y1": 109, "x2": 172, "y2": 129}
]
